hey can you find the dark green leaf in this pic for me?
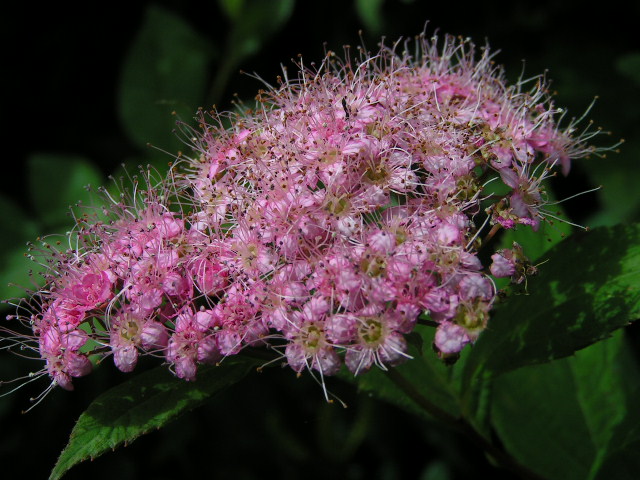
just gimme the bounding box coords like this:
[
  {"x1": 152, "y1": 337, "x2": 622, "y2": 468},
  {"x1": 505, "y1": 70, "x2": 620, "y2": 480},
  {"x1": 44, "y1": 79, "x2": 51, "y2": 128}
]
[
  {"x1": 420, "y1": 461, "x2": 453, "y2": 480},
  {"x1": 0, "y1": 194, "x2": 41, "y2": 299},
  {"x1": 0, "y1": 247, "x2": 43, "y2": 300},
  {"x1": 585, "y1": 145, "x2": 640, "y2": 227},
  {"x1": 218, "y1": 0, "x2": 245, "y2": 20},
  {"x1": 0, "y1": 194, "x2": 37, "y2": 249},
  {"x1": 49, "y1": 357, "x2": 261, "y2": 480},
  {"x1": 616, "y1": 53, "x2": 640, "y2": 86},
  {"x1": 28, "y1": 154, "x2": 103, "y2": 228},
  {"x1": 103, "y1": 157, "x2": 173, "y2": 209},
  {"x1": 462, "y1": 223, "x2": 640, "y2": 422},
  {"x1": 227, "y1": 0, "x2": 294, "y2": 60},
  {"x1": 350, "y1": 325, "x2": 462, "y2": 421},
  {"x1": 355, "y1": 0, "x2": 385, "y2": 35},
  {"x1": 499, "y1": 209, "x2": 573, "y2": 262},
  {"x1": 594, "y1": 405, "x2": 640, "y2": 480},
  {"x1": 491, "y1": 330, "x2": 640, "y2": 480},
  {"x1": 492, "y1": 355, "x2": 596, "y2": 479},
  {"x1": 209, "y1": 0, "x2": 294, "y2": 103},
  {"x1": 119, "y1": 5, "x2": 214, "y2": 152}
]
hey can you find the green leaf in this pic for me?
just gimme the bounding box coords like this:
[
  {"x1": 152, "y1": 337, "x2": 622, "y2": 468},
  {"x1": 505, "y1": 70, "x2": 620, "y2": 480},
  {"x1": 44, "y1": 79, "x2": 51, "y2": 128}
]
[
  {"x1": 616, "y1": 52, "x2": 640, "y2": 86},
  {"x1": 49, "y1": 357, "x2": 261, "y2": 480},
  {"x1": 594, "y1": 405, "x2": 640, "y2": 480},
  {"x1": 103, "y1": 157, "x2": 174, "y2": 210},
  {"x1": 0, "y1": 247, "x2": 42, "y2": 301},
  {"x1": 0, "y1": 194, "x2": 41, "y2": 299},
  {"x1": 496, "y1": 185, "x2": 573, "y2": 265},
  {"x1": 355, "y1": 0, "x2": 385, "y2": 35},
  {"x1": 349, "y1": 325, "x2": 462, "y2": 422},
  {"x1": 227, "y1": 0, "x2": 294, "y2": 60},
  {"x1": 462, "y1": 223, "x2": 640, "y2": 429},
  {"x1": 218, "y1": 0, "x2": 245, "y2": 20},
  {"x1": 500, "y1": 211, "x2": 573, "y2": 262},
  {"x1": 464, "y1": 223, "x2": 640, "y2": 394},
  {"x1": 209, "y1": 0, "x2": 295, "y2": 103},
  {"x1": 420, "y1": 462, "x2": 453, "y2": 480},
  {"x1": 491, "y1": 330, "x2": 640, "y2": 480},
  {"x1": 585, "y1": 145, "x2": 640, "y2": 227},
  {"x1": 119, "y1": 5, "x2": 214, "y2": 152},
  {"x1": 28, "y1": 154, "x2": 103, "y2": 228},
  {"x1": 0, "y1": 194, "x2": 37, "y2": 251}
]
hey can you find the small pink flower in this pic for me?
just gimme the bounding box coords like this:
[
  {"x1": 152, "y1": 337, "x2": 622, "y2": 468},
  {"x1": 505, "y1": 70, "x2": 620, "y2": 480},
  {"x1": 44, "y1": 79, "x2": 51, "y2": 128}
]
[
  {"x1": 110, "y1": 312, "x2": 169, "y2": 372},
  {"x1": 490, "y1": 252, "x2": 516, "y2": 278},
  {"x1": 345, "y1": 316, "x2": 409, "y2": 375},
  {"x1": 39, "y1": 327, "x2": 92, "y2": 390},
  {"x1": 458, "y1": 274, "x2": 494, "y2": 301},
  {"x1": 434, "y1": 322, "x2": 470, "y2": 355},
  {"x1": 161, "y1": 271, "x2": 192, "y2": 298},
  {"x1": 167, "y1": 308, "x2": 221, "y2": 381},
  {"x1": 189, "y1": 256, "x2": 228, "y2": 294},
  {"x1": 67, "y1": 270, "x2": 113, "y2": 310}
]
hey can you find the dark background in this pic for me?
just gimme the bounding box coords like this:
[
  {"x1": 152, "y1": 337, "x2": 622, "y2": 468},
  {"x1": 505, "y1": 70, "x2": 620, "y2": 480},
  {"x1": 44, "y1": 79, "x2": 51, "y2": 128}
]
[{"x1": 1, "y1": 1, "x2": 638, "y2": 479}]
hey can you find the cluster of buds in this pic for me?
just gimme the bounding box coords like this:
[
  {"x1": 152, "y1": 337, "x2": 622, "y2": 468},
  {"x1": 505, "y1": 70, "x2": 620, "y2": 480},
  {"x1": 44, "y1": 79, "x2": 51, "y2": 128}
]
[{"x1": 3, "y1": 33, "x2": 598, "y2": 392}]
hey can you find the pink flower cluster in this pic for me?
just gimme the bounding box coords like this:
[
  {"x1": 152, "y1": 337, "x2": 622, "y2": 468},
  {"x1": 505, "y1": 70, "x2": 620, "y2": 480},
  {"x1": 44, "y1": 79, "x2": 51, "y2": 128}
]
[{"x1": 4, "y1": 33, "x2": 596, "y2": 391}]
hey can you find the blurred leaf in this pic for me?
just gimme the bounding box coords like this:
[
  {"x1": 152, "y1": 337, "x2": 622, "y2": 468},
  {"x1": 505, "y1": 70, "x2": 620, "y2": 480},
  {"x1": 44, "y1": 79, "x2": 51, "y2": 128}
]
[
  {"x1": 0, "y1": 247, "x2": 42, "y2": 300},
  {"x1": 28, "y1": 154, "x2": 103, "y2": 228},
  {"x1": 585, "y1": 143, "x2": 640, "y2": 227},
  {"x1": 209, "y1": 0, "x2": 295, "y2": 102},
  {"x1": 350, "y1": 325, "x2": 462, "y2": 421},
  {"x1": 226, "y1": 0, "x2": 294, "y2": 61},
  {"x1": 218, "y1": 0, "x2": 245, "y2": 19},
  {"x1": 0, "y1": 194, "x2": 38, "y2": 252},
  {"x1": 497, "y1": 186, "x2": 573, "y2": 264},
  {"x1": 463, "y1": 223, "x2": 640, "y2": 420},
  {"x1": 616, "y1": 52, "x2": 640, "y2": 86},
  {"x1": 50, "y1": 357, "x2": 261, "y2": 480},
  {"x1": 594, "y1": 406, "x2": 640, "y2": 479},
  {"x1": 103, "y1": 158, "x2": 174, "y2": 212},
  {"x1": 491, "y1": 330, "x2": 640, "y2": 480},
  {"x1": 119, "y1": 5, "x2": 214, "y2": 152},
  {"x1": 315, "y1": 396, "x2": 373, "y2": 462},
  {"x1": 0, "y1": 193, "x2": 40, "y2": 300},
  {"x1": 355, "y1": 0, "x2": 385, "y2": 34},
  {"x1": 500, "y1": 210, "x2": 573, "y2": 262},
  {"x1": 420, "y1": 461, "x2": 452, "y2": 480}
]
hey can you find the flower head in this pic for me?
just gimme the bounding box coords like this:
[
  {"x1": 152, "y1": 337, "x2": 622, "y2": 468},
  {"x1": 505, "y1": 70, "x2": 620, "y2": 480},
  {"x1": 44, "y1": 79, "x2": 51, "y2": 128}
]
[{"x1": 2, "y1": 31, "x2": 601, "y2": 395}]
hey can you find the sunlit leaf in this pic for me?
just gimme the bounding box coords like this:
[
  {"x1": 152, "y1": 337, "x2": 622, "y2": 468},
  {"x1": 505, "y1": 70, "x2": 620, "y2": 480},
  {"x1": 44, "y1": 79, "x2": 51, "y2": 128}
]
[
  {"x1": 50, "y1": 357, "x2": 261, "y2": 480},
  {"x1": 462, "y1": 223, "x2": 640, "y2": 424}
]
